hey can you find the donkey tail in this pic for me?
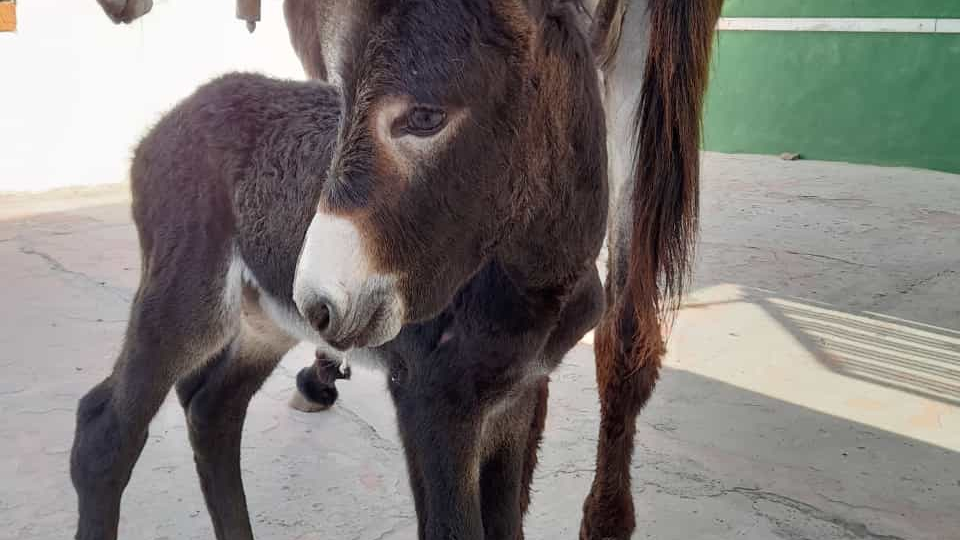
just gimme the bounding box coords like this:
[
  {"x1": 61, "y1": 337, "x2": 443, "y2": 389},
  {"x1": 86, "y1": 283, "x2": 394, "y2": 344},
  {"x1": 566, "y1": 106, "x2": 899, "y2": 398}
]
[{"x1": 596, "y1": 0, "x2": 723, "y2": 367}]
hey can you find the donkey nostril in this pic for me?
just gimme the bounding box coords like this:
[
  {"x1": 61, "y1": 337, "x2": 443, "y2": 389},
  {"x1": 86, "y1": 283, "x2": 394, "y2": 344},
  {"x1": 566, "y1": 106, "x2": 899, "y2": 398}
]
[{"x1": 308, "y1": 303, "x2": 331, "y2": 334}]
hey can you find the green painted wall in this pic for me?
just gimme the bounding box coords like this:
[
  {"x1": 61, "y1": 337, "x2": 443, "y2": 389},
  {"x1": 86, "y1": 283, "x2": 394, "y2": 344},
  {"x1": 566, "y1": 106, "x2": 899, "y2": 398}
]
[
  {"x1": 703, "y1": 31, "x2": 960, "y2": 173},
  {"x1": 722, "y1": 1, "x2": 960, "y2": 18}
]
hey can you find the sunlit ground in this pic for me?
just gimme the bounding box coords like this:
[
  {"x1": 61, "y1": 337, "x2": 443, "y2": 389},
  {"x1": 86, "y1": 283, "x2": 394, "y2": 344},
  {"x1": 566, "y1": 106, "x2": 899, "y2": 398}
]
[{"x1": 663, "y1": 284, "x2": 960, "y2": 451}]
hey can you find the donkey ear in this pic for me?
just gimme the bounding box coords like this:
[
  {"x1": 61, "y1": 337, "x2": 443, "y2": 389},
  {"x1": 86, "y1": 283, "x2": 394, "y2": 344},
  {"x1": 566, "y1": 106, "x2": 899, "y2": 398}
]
[
  {"x1": 588, "y1": 0, "x2": 626, "y2": 68},
  {"x1": 284, "y1": 0, "x2": 333, "y2": 81},
  {"x1": 516, "y1": 0, "x2": 593, "y2": 19},
  {"x1": 516, "y1": 0, "x2": 595, "y2": 55},
  {"x1": 526, "y1": 0, "x2": 595, "y2": 40}
]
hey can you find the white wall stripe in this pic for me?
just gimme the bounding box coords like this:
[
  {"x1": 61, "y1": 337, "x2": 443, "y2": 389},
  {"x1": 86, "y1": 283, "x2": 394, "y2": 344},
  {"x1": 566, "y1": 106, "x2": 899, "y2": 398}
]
[
  {"x1": 936, "y1": 19, "x2": 960, "y2": 33},
  {"x1": 718, "y1": 17, "x2": 960, "y2": 34}
]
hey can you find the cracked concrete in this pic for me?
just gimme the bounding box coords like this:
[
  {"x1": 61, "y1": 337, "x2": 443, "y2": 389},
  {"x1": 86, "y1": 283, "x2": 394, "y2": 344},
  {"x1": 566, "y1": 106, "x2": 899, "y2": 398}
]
[{"x1": 1, "y1": 153, "x2": 958, "y2": 539}]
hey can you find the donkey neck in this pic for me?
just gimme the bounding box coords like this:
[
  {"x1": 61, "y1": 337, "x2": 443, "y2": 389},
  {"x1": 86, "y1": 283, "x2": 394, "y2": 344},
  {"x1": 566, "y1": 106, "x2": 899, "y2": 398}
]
[{"x1": 496, "y1": 12, "x2": 609, "y2": 293}]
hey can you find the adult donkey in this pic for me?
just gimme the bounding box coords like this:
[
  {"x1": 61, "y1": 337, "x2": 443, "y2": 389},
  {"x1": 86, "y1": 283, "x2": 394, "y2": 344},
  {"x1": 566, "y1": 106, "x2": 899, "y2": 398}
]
[
  {"x1": 83, "y1": 1, "x2": 722, "y2": 539},
  {"x1": 285, "y1": 2, "x2": 724, "y2": 537}
]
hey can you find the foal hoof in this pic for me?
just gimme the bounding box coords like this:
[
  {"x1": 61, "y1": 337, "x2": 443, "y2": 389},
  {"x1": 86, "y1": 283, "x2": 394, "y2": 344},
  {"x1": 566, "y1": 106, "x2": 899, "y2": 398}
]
[
  {"x1": 290, "y1": 367, "x2": 339, "y2": 412},
  {"x1": 289, "y1": 388, "x2": 335, "y2": 412},
  {"x1": 289, "y1": 353, "x2": 349, "y2": 413}
]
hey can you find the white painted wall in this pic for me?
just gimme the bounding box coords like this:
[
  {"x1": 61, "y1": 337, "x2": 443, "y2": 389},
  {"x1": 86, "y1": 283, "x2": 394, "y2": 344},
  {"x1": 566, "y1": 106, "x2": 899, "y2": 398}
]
[{"x1": 0, "y1": 0, "x2": 305, "y2": 192}]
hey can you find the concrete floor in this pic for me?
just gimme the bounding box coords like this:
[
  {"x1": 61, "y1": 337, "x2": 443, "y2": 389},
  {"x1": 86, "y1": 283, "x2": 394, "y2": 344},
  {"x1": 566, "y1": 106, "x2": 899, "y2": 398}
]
[{"x1": 1, "y1": 153, "x2": 958, "y2": 540}]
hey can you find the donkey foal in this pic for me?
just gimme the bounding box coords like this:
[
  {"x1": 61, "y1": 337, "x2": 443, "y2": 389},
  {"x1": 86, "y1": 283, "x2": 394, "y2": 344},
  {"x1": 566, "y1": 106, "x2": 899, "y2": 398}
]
[
  {"x1": 71, "y1": 3, "x2": 609, "y2": 537},
  {"x1": 71, "y1": 75, "x2": 342, "y2": 540}
]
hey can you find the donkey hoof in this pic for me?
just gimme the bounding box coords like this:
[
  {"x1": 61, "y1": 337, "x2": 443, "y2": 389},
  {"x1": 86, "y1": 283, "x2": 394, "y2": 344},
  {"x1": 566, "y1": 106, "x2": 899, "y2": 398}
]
[
  {"x1": 290, "y1": 366, "x2": 339, "y2": 412},
  {"x1": 579, "y1": 521, "x2": 632, "y2": 540},
  {"x1": 580, "y1": 493, "x2": 635, "y2": 540}
]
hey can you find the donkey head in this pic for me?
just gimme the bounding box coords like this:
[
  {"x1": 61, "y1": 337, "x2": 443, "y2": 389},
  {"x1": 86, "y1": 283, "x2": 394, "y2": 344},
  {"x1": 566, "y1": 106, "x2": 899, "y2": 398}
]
[{"x1": 293, "y1": 0, "x2": 598, "y2": 349}]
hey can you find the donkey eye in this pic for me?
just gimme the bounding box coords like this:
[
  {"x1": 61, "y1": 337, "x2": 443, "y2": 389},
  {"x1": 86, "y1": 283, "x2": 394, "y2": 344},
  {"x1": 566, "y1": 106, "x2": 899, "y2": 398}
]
[{"x1": 405, "y1": 107, "x2": 447, "y2": 137}]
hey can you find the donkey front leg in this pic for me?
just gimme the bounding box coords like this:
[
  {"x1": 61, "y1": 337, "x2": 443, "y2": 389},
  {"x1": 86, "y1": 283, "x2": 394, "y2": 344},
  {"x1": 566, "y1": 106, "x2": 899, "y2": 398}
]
[
  {"x1": 393, "y1": 368, "x2": 548, "y2": 540},
  {"x1": 385, "y1": 264, "x2": 582, "y2": 540},
  {"x1": 176, "y1": 320, "x2": 296, "y2": 540},
  {"x1": 382, "y1": 316, "x2": 455, "y2": 539},
  {"x1": 393, "y1": 382, "x2": 485, "y2": 540}
]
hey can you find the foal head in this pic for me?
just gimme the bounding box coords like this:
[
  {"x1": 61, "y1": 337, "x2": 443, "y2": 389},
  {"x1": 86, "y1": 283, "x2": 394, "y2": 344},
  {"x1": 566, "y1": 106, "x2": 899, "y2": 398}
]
[{"x1": 293, "y1": 0, "x2": 601, "y2": 349}]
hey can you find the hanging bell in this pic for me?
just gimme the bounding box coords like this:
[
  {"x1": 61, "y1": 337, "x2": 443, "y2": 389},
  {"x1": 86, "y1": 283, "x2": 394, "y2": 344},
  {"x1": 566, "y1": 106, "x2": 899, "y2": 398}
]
[{"x1": 236, "y1": 0, "x2": 261, "y2": 33}]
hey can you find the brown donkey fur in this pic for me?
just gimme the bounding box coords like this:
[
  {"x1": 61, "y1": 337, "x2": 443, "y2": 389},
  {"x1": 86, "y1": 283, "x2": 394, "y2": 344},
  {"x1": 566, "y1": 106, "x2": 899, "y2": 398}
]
[{"x1": 83, "y1": 1, "x2": 723, "y2": 539}]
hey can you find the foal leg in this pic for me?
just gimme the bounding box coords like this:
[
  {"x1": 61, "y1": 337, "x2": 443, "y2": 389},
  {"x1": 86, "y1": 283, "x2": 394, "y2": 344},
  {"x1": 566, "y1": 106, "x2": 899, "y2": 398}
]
[
  {"x1": 71, "y1": 272, "x2": 233, "y2": 540},
  {"x1": 580, "y1": 305, "x2": 663, "y2": 540},
  {"x1": 176, "y1": 308, "x2": 296, "y2": 540}
]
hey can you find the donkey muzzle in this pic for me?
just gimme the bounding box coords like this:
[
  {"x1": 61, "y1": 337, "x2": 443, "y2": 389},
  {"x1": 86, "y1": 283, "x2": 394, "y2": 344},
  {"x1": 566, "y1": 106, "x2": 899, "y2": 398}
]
[
  {"x1": 293, "y1": 213, "x2": 404, "y2": 349},
  {"x1": 295, "y1": 279, "x2": 403, "y2": 349}
]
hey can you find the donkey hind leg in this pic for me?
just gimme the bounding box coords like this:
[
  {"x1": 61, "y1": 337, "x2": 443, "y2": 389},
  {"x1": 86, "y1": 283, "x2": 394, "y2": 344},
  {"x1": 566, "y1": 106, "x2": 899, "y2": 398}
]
[
  {"x1": 176, "y1": 292, "x2": 297, "y2": 540},
  {"x1": 476, "y1": 272, "x2": 602, "y2": 540},
  {"x1": 479, "y1": 377, "x2": 549, "y2": 540},
  {"x1": 71, "y1": 271, "x2": 236, "y2": 540},
  {"x1": 518, "y1": 377, "x2": 548, "y2": 523},
  {"x1": 580, "y1": 308, "x2": 663, "y2": 540}
]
